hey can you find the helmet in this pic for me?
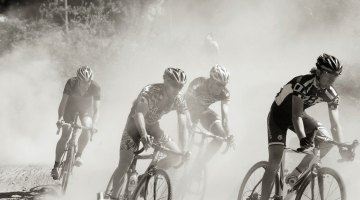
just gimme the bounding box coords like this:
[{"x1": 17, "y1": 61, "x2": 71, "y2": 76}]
[
  {"x1": 77, "y1": 65, "x2": 94, "y2": 81},
  {"x1": 163, "y1": 68, "x2": 187, "y2": 86},
  {"x1": 210, "y1": 64, "x2": 229, "y2": 84},
  {"x1": 316, "y1": 53, "x2": 342, "y2": 75}
]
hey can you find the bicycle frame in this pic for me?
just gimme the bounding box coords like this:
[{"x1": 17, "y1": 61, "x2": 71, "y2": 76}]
[
  {"x1": 108, "y1": 143, "x2": 185, "y2": 199},
  {"x1": 59, "y1": 114, "x2": 80, "y2": 180},
  {"x1": 278, "y1": 137, "x2": 358, "y2": 199},
  {"x1": 278, "y1": 148, "x2": 321, "y2": 199}
]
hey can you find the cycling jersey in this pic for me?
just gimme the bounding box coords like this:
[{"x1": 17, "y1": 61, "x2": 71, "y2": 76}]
[
  {"x1": 63, "y1": 77, "x2": 101, "y2": 117},
  {"x1": 185, "y1": 77, "x2": 230, "y2": 113},
  {"x1": 121, "y1": 83, "x2": 187, "y2": 150},
  {"x1": 272, "y1": 73, "x2": 339, "y2": 127},
  {"x1": 268, "y1": 73, "x2": 339, "y2": 146},
  {"x1": 129, "y1": 83, "x2": 188, "y2": 125}
]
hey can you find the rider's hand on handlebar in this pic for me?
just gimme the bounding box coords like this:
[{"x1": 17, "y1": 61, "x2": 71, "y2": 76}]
[
  {"x1": 226, "y1": 134, "x2": 236, "y2": 149},
  {"x1": 339, "y1": 147, "x2": 355, "y2": 161},
  {"x1": 226, "y1": 134, "x2": 235, "y2": 143},
  {"x1": 300, "y1": 136, "x2": 314, "y2": 149},
  {"x1": 56, "y1": 120, "x2": 65, "y2": 129},
  {"x1": 140, "y1": 134, "x2": 152, "y2": 150},
  {"x1": 183, "y1": 151, "x2": 191, "y2": 161},
  {"x1": 90, "y1": 126, "x2": 98, "y2": 134}
]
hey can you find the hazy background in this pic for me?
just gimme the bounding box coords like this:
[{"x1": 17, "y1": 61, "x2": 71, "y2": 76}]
[{"x1": 1, "y1": 0, "x2": 360, "y2": 199}]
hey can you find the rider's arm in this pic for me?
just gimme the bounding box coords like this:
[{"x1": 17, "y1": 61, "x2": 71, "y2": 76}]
[
  {"x1": 92, "y1": 100, "x2": 100, "y2": 128},
  {"x1": 178, "y1": 111, "x2": 190, "y2": 152},
  {"x1": 292, "y1": 95, "x2": 306, "y2": 139},
  {"x1": 328, "y1": 106, "x2": 343, "y2": 143},
  {"x1": 221, "y1": 100, "x2": 230, "y2": 136},
  {"x1": 134, "y1": 101, "x2": 149, "y2": 138},
  {"x1": 58, "y1": 94, "x2": 69, "y2": 120}
]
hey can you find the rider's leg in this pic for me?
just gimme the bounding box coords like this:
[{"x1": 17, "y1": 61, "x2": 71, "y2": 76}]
[
  {"x1": 52, "y1": 113, "x2": 74, "y2": 179},
  {"x1": 261, "y1": 111, "x2": 287, "y2": 200},
  {"x1": 288, "y1": 117, "x2": 330, "y2": 176},
  {"x1": 198, "y1": 109, "x2": 225, "y2": 164},
  {"x1": 157, "y1": 138, "x2": 182, "y2": 170},
  {"x1": 200, "y1": 120, "x2": 225, "y2": 163},
  {"x1": 261, "y1": 145, "x2": 284, "y2": 200},
  {"x1": 54, "y1": 125, "x2": 72, "y2": 165},
  {"x1": 76, "y1": 115, "x2": 93, "y2": 159},
  {"x1": 146, "y1": 123, "x2": 182, "y2": 169},
  {"x1": 111, "y1": 132, "x2": 137, "y2": 198}
]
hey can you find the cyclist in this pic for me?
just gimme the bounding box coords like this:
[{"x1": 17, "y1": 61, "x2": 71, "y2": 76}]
[
  {"x1": 109, "y1": 68, "x2": 190, "y2": 199},
  {"x1": 51, "y1": 65, "x2": 100, "y2": 180},
  {"x1": 261, "y1": 53, "x2": 347, "y2": 200},
  {"x1": 185, "y1": 65, "x2": 234, "y2": 165}
]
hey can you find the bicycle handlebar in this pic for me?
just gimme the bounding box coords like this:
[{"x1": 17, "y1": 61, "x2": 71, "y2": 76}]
[
  {"x1": 289, "y1": 135, "x2": 358, "y2": 161},
  {"x1": 191, "y1": 129, "x2": 235, "y2": 154},
  {"x1": 134, "y1": 142, "x2": 190, "y2": 168},
  {"x1": 56, "y1": 121, "x2": 98, "y2": 141}
]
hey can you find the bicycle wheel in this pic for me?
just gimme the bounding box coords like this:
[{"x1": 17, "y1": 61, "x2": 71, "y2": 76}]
[
  {"x1": 132, "y1": 169, "x2": 172, "y2": 200},
  {"x1": 61, "y1": 147, "x2": 74, "y2": 193},
  {"x1": 295, "y1": 167, "x2": 346, "y2": 200},
  {"x1": 237, "y1": 161, "x2": 280, "y2": 200}
]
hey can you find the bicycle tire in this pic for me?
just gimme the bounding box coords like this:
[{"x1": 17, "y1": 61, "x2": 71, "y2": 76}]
[
  {"x1": 132, "y1": 169, "x2": 172, "y2": 200},
  {"x1": 237, "y1": 161, "x2": 280, "y2": 200},
  {"x1": 295, "y1": 167, "x2": 346, "y2": 200},
  {"x1": 61, "y1": 146, "x2": 74, "y2": 193}
]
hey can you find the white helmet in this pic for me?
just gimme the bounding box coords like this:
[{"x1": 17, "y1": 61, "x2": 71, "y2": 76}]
[
  {"x1": 77, "y1": 65, "x2": 94, "y2": 81},
  {"x1": 210, "y1": 65, "x2": 229, "y2": 84},
  {"x1": 163, "y1": 67, "x2": 187, "y2": 86}
]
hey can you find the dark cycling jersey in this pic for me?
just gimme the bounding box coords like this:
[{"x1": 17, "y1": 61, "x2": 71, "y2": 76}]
[
  {"x1": 185, "y1": 77, "x2": 230, "y2": 113},
  {"x1": 271, "y1": 73, "x2": 339, "y2": 127},
  {"x1": 63, "y1": 77, "x2": 101, "y2": 115},
  {"x1": 129, "y1": 83, "x2": 188, "y2": 125}
]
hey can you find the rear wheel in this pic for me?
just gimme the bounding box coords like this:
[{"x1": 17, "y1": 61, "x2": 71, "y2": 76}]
[
  {"x1": 295, "y1": 167, "x2": 346, "y2": 200},
  {"x1": 237, "y1": 161, "x2": 280, "y2": 200},
  {"x1": 132, "y1": 169, "x2": 172, "y2": 200}
]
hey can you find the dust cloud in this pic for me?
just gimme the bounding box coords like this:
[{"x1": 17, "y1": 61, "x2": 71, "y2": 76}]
[{"x1": 1, "y1": 0, "x2": 360, "y2": 199}]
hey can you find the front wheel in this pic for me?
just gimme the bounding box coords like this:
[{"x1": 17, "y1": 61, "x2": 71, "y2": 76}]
[
  {"x1": 61, "y1": 147, "x2": 75, "y2": 193},
  {"x1": 132, "y1": 169, "x2": 172, "y2": 200},
  {"x1": 237, "y1": 161, "x2": 280, "y2": 200},
  {"x1": 295, "y1": 167, "x2": 346, "y2": 200}
]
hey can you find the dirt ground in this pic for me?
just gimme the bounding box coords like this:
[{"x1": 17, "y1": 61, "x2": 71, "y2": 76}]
[{"x1": 0, "y1": 165, "x2": 60, "y2": 199}]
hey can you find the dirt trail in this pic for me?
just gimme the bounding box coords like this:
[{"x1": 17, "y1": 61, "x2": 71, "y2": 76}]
[{"x1": 0, "y1": 165, "x2": 60, "y2": 199}]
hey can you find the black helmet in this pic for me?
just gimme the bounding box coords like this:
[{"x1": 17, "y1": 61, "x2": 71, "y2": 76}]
[{"x1": 316, "y1": 53, "x2": 342, "y2": 75}]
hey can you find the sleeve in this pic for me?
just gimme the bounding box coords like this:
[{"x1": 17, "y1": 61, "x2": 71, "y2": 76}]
[
  {"x1": 175, "y1": 94, "x2": 188, "y2": 114},
  {"x1": 63, "y1": 79, "x2": 73, "y2": 95},
  {"x1": 291, "y1": 77, "x2": 306, "y2": 98},
  {"x1": 136, "y1": 86, "x2": 150, "y2": 106}
]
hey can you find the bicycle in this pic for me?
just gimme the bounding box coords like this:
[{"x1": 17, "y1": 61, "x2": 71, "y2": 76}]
[
  {"x1": 97, "y1": 141, "x2": 189, "y2": 200},
  {"x1": 56, "y1": 113, "x2": 96, "y2": 194},
  {"x1": 178, "y1": 126, "x2": 235, "y2": 200},
  {"x1": 237, "y1": 134, "x2": 358, "y2": 200}
]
